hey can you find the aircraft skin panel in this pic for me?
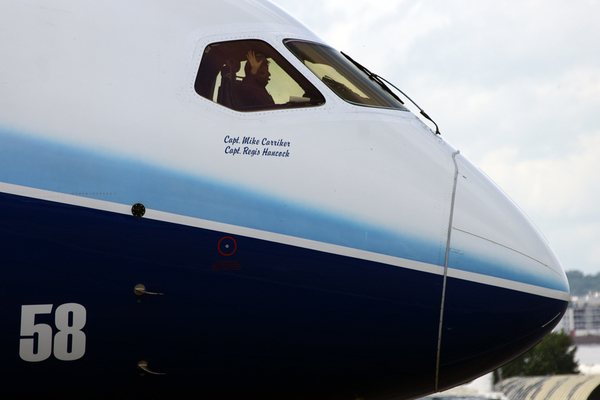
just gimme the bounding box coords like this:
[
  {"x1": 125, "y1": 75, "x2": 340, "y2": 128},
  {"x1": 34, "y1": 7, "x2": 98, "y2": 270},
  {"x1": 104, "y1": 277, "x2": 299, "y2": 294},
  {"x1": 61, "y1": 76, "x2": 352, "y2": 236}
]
[
  {"x1": 447, "y1": 231, "x2": 568, "y2": 293},
  {"x1": 449, "y1": 154, "x2": 568, "y2": 293},
  {"x1": 0, "y1": 112, "x2": 453, "y2": 240},
  {"x1": 437, "y1": 275, "x2": 568, "y2": 391},
  {"x1": 0, "y1": 122, "x2": 455, "y2": 269},
  {"x1": 0, "y1": 190, "x2": 567, "y2": 399},
  {"x1": 0, "y1": 190, "x2": 442, "y2": 399}
]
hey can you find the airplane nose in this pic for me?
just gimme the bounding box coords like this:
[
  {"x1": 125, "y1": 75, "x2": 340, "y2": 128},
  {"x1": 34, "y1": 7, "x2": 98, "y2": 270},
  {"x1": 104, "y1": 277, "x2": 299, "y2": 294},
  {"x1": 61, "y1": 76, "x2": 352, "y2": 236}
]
[{"x1": 436, "y1": 153, "x2": 570, "y2": 390}]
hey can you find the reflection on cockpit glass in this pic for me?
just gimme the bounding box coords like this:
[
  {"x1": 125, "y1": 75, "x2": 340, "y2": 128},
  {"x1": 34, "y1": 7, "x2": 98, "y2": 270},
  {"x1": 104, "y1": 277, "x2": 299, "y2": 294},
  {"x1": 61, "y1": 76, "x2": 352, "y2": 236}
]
[
  {"x1": 284, "y1": 39, "x2": 407, "y2": 110},
  {"x1": 305, "y1": 62, "x2": 369, "y2": 100}
]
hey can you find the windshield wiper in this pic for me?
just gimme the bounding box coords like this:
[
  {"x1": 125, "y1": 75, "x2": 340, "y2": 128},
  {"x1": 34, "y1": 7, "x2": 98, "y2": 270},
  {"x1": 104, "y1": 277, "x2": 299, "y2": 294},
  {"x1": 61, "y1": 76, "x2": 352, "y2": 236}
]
[
  {"x1": 341, "y1": 52, "x2": 402, "y2": 102},
  {"x1": 341, "y1": 51, "x2": 440, "y2": 135}
]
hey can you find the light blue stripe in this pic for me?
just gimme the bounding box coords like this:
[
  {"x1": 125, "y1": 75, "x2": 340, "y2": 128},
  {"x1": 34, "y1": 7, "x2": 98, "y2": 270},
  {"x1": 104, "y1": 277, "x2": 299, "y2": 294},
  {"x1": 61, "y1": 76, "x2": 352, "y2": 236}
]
[{"x1": 448, "y1": 250, "x2": 569, "y2": 293}]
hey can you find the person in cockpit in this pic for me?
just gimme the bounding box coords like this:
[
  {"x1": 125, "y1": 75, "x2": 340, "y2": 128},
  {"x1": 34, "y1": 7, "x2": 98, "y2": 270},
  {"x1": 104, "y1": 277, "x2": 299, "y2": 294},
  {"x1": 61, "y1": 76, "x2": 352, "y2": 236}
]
[{"x1": 240, "y1": 50, "x2": 275, "y2": 107}]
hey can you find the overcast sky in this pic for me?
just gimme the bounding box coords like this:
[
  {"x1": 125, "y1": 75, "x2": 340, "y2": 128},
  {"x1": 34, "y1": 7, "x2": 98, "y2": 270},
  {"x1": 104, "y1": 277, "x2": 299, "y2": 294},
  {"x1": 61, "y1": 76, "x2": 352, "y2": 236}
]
[{"x1": 274, "y1": 0, "x2": 600, "y2": 275}]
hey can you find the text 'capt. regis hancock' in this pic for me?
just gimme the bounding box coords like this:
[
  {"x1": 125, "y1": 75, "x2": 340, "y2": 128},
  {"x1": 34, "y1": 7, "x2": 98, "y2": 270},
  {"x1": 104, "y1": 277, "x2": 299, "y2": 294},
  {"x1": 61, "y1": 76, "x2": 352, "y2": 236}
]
[{"x1": 224, "y1": 135, "x2": 290, "y2": 158}]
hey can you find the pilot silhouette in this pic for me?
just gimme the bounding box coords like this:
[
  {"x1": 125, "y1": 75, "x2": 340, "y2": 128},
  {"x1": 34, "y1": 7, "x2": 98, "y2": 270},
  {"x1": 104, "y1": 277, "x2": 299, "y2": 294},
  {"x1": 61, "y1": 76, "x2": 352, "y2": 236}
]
[{"x1": 240, "y1": 50, "x2": 275, "y2": 107}]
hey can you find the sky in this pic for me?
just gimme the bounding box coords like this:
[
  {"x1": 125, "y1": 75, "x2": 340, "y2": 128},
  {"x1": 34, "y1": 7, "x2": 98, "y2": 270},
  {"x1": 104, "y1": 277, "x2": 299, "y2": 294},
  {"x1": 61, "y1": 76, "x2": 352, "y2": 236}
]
[{"x1": 273, "y1": 0, "x2": 600, "y2": 276}]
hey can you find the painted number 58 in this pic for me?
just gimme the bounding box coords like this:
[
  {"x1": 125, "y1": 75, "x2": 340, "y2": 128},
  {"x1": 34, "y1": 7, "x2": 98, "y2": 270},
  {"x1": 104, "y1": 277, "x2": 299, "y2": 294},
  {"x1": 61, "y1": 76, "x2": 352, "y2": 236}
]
[{"x1": 19, "y1": 303, "x2": 86, "y2": 362}]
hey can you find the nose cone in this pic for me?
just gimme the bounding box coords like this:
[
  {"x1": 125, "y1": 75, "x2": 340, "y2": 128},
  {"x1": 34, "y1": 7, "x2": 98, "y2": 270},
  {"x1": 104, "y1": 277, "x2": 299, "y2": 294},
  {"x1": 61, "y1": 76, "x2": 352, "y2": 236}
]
[{"x1": 437, "y1": 154, "x2": 569, "y2": 390}]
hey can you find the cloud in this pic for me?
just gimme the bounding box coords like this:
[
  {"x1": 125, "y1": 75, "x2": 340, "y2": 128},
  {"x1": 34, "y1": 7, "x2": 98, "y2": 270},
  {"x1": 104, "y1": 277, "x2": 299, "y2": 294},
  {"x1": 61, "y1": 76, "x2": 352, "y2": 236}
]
[
  {"x1": 474, "y1": 131, "x2": 600, "y2": 272},
  {"x1": 478, "y1": 133, "x2": 600, "y2": 218},
  {"x1": 276, "y1": 0, "x2": 452, "y2": 71}
]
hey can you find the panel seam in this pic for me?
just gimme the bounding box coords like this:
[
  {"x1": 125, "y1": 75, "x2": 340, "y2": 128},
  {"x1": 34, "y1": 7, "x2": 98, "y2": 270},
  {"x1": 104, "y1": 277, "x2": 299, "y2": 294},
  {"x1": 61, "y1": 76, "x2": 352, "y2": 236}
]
[{"x1": 435, "y1": 150, "x2": 460, "y2": 392}]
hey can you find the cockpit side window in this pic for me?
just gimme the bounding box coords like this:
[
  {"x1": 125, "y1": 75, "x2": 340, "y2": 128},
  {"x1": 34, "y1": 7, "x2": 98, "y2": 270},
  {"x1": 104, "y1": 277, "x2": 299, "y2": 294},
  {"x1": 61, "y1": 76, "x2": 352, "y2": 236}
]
[
  {"x1": 284, "y1": 39, "x2": 407, "y2": 110},
  {"x1": 195, "y1": 39, "x2": 325, "y2": 112}
]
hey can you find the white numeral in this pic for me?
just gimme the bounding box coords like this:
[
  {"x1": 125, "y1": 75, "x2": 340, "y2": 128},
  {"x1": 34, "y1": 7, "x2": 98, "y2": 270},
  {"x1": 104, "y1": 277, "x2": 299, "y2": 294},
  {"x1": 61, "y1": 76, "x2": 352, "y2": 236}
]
[
  {"x1": 53, "y1": 303, "x2": 86, "y2": 361},
  {"x1": 19, "y1": 303, "x2": 86, "y2": 362},
  {"x1": 19, "y1": 304, "x2": 53, "y2": 362}
]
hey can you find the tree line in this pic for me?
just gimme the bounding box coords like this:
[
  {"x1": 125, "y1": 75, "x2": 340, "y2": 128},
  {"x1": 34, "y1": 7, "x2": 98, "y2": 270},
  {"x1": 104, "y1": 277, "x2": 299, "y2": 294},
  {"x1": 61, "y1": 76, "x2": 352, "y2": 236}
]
[
  {"x1": 499, "y1": 332, "x2": 578, "y2": 380},
  {"x1": 566, "y1": 270, "x2": 600, "y2": 296}
]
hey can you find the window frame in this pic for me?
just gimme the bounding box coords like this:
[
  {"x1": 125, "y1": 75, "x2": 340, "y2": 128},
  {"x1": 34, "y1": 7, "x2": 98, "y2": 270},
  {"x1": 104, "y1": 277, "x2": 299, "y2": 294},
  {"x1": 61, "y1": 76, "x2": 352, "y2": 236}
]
[{"x1": 284, "y1": 39, "x2": 408, "y2": 111}]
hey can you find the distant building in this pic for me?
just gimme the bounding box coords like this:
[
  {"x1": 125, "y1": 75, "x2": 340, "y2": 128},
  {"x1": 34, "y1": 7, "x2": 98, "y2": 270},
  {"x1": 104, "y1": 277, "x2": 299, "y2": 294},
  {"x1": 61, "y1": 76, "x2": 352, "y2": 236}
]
[
  {"x1": 553, "y1": 306, "x2": 573, "y2": 334},
  {"x1": 554, "y1": 294, "x2": 600, "y2": 341}
]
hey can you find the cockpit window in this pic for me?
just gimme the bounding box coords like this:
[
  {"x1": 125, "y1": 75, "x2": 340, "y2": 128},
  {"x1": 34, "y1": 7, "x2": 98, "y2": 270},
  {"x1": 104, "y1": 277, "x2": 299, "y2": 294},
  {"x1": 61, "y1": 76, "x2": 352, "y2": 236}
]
[
  {"x1": 284, "y1": 39, "x2": 407, "y2": 110},
  {"x1": 195, "y1": 39, "x2": 325, "y2": 112}
]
